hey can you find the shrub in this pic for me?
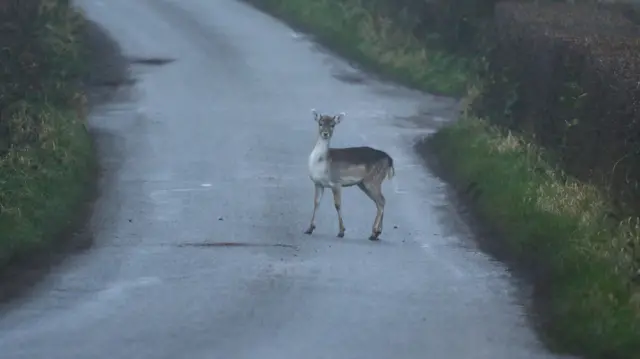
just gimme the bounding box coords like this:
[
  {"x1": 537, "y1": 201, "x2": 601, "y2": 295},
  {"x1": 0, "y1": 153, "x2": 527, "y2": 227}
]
[
  {"x1": 356, "y1": 0, "x2": 501, "y2": 55},
  {"x1": 476, "y1": 2, "x2": 640, "y2": 217},
  {"x1": 0, "y1": 0, "x2": 93, "y2": 268}
]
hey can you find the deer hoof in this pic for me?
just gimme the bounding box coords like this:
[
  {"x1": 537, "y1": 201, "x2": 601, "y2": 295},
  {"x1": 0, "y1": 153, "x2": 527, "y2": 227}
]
[
  {"x1": 368, "y1": 231, "x2": 381, "y2": 241},
  {"x1": 337, "y1": 231, "x2": 345, "y2": 238},
  {"x1": 304, "y1": 225, "x2": 315, "y2": 235}
]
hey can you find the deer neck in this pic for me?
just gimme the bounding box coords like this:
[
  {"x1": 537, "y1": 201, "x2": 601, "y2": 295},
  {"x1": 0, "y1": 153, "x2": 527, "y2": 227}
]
[
  {"x1": 309, "y1": 136, "x2": 331, "y2": 169},
  {"x1": 312, "y1": 136, "x2": 331, "y2": 154}
]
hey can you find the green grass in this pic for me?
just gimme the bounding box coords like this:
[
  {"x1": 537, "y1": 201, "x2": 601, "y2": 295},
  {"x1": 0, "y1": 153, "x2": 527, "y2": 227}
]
[
  {"x1": 0, "y1": 2, "x2": 96, "y2": 269},
  {"x1": 244, "y1": 0, "x2": 474, "y2": 97},
  {"x1": 0, "y1": 104, "x2": 94, "y2": 267},
  {"x1": 428, "y1": 113, "x2": 640, "y2": 358},
  {"x1": 250, "y1": 0, "x2": 640, "y2": 358}
]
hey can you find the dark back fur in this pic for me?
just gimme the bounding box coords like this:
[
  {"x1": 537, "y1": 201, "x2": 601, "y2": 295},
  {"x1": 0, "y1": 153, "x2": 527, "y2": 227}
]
[{"x1": 329, "y1": 146, "x2": 393, "y2": 168}]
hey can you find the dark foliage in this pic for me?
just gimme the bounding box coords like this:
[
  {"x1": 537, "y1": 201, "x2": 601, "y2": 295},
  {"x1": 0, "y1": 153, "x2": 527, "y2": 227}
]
[
  {"x1": 0, "y1": 0, "x2": 85, "y2": 151},
  {"x1": 362, "y1": 0, "x2": 501, "y2": 55},
  {"x1": 477, "y1": 2, "x2": 640, "y2": 216}
]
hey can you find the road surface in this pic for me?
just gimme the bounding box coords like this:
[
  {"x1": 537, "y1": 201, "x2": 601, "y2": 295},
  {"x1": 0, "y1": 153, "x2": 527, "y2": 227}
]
[{"x1": 0, "y1": 1, "x2": 579, "y2": 358}]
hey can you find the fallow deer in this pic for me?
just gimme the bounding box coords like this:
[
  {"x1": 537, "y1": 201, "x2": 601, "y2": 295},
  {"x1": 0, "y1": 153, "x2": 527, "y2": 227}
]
[{"x1": 304, "y1": 109, "x2": 395, "y2": 241}]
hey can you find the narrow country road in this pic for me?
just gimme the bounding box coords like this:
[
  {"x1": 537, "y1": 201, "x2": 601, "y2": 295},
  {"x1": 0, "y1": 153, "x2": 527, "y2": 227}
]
[{"x1": 0, "y1": 1, "x2": 578, "y2": 358}]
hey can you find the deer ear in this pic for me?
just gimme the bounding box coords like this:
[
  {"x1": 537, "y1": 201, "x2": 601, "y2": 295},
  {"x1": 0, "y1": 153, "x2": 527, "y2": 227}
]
[
  {"x1": 311, "y1": 109, "x2": 320, "y2": 122},
  {"x1": 334, "y1": 112, "x2": 345, "y2": 124}
]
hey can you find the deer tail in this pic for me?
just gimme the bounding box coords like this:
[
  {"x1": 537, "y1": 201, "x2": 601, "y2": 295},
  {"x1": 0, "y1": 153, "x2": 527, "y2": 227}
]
[{"x1": 386, "y1": 156, "x2": 395, "y2": 180}]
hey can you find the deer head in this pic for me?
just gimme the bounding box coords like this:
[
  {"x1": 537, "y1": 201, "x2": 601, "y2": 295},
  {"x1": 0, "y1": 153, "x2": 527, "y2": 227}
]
[{"x1": 312, "y1": 109, "x2": 345, "y2": 140}]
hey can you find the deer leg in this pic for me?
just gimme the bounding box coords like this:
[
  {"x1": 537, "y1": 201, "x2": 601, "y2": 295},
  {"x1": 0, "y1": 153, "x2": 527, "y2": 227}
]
[
  {"x1": 370, "y1": 187, "x2": 385, "y2": 241},
  {"x1": 305, "y1": 184, "x2": 324, "y2": 235},
  {"x1": 331, "y1": 186, "x2": 346, "y2": 238},
  {"x1": 357, "y1": 182, "x2": 385, "y2": 241}
]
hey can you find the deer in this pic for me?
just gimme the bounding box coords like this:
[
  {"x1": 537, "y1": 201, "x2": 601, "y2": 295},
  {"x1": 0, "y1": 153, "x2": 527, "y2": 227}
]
[{"x1": 304, "y1": 109, "x2": 395, "y2": 241}]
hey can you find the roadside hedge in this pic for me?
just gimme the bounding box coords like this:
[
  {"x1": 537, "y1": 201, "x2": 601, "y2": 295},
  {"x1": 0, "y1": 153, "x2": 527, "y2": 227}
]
[
  {"x1": 467, "y1": 5, "x2": 640, "y2": 355},
  {"x1": 0, "y1": 0, "x2": 94, "y2": 268},
  {"x1": 359, "y1": 0, "x2": 500, "y2": 56},
  {"x1": 477, "y1": 2, "x2": 640, "y2": 216}
]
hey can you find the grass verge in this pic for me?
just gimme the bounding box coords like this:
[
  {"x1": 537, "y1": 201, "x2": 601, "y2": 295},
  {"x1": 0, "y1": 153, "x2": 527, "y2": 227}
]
[
  {"x1": 243, "y1": 0, "x2": 474, "y2": 97},
  {"x1": 0, "y1": 3, "x2": 96, "y2": 271},
  {"x1": 250, "y1": 0, "x2": 640, "y2": 358},
  {"x1": 426, "y1": 113, "x2": 640, "y2": 358},
  {"x1": 0, "y1": 105, "x2": 95, "y2": 268}
]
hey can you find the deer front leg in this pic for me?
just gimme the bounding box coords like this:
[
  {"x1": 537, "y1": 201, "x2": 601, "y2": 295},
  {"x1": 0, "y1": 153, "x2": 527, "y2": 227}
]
[
  {"x1": 331, "y1": 186, "x2": 346, "y2": 237},
  {"x1": 305, "y1": 184, "x2": 324, "y2": 235}
]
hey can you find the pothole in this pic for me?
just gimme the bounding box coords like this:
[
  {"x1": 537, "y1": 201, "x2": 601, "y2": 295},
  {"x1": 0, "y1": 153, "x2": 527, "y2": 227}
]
[
  {"x1": 177, "y1": 242, "x2": 298, "y2": 249},
  {"x1": 127, "y1": 56, "x2": 176, "y2": 66}
]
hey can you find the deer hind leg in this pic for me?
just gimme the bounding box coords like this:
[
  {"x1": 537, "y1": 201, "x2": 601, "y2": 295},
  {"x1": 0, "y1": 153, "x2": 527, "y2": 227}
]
[
  {"x1": 357, "y1": 180, "x2": 386, "y2": 241},
  {"x1": 331, "y1": 186, "x2": 346, "y2": 238},
  {"x1": 305, "y1": 184, "x2": 324, "y2": 235}
]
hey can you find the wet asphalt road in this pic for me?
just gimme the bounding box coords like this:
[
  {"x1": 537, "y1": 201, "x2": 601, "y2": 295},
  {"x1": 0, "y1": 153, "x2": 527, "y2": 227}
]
[{"x1": 0, "y1": 1, "x2": 579, "y2": 358}]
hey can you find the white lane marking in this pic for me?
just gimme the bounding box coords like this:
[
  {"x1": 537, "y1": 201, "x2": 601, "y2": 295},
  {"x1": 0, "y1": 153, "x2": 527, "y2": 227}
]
[{"x1": 201, "y1": 183, "x2": 212, "y2": 187}]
